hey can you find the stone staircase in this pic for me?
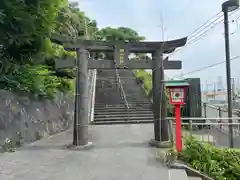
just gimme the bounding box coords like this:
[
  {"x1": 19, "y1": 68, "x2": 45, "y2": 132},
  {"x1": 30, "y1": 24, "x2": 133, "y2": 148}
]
[{"x1": 92, "y1": 69, "x2": 154, "y2": 125}]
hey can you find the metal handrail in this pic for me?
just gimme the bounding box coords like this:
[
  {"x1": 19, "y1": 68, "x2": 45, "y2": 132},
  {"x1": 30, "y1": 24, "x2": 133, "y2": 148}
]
[
  {"x1": 89, "y1": 69, "x2": 97, "y2": 122},
  {"x1": 202, "y1": 102, "x2": 240, "y2": 115},
  {"x1": 115, "y1": 69, "x2": 130, "y2": 112},
  {"x1": 87, "y1": 70, "x2": 95, "y2": 122}
]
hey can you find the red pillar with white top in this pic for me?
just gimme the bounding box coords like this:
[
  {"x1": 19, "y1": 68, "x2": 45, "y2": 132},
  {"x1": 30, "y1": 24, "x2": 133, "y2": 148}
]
[{"x1": 165, "y1": 80, "x2": 189, "y2": 152}]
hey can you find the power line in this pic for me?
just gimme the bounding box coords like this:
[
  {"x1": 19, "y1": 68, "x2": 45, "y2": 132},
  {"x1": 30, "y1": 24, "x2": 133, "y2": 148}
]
[
  {"x1": 186, "y1": 11, "x2": 222, "y2": 40},
  {"x1": 166, "y1": 13, "x2": 223, "y2": 57},
  {"x1": 174, "y1": 55, "x2": 240, "y2": 78},
  {"x1": 170, "y1": 16, "x2": 224, "y2": 55},
  {"x1": 168, "y1": 9, "x2": 240, "y2": 57},
  {"x1": 187, "y1": 9, "x2": 240, "y2": 45}
]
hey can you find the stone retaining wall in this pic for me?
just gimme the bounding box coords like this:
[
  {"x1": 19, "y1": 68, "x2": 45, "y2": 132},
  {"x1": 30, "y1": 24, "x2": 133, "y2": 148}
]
[{"x1": 0, "y1": 90, "x2": 74, "y2": 146}]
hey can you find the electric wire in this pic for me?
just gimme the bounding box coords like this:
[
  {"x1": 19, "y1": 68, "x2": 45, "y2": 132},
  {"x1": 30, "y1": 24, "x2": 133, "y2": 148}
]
[
  {"x1": 173, "y1": 55, "x2": 240, "y2": 78},
  {"x1": 187, "y1": 9, "x2": 240, "y2": 45},
  {"x1": 167, "y1": 9, "x2": 240, "y2": 57},
  {"x1": 166, "y1": 10, "x2": 240, "y2": 80},
  {"x1": 151, "y1": 12, "x2": 225, "y2": 104},
  {"x1": 187, "y1": 12, "x2": 222, "y2": 40}
]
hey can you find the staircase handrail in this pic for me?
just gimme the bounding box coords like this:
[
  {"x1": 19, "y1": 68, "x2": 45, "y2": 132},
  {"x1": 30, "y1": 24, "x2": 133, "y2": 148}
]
[
  {"x1": 89, "y1": 69, "x2": 97, "y2": 122},
  {"x1": 115, "y1": 69, "x2": 130, "y2": 112}
]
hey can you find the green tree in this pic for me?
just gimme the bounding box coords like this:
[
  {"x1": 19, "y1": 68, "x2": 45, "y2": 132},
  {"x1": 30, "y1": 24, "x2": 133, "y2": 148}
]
[
  {"x1": 55, "y1": 2, "x2": 98, "y2": 38},
  {"x1": 94, "y1": 27, "x2": 144, "y2": 41},
  {"x1": 0, "y1": 0, "x2": 67, "y2": 61},
  {"x1": 93, "y1": 27, "x2": 145, "y2": 59}
]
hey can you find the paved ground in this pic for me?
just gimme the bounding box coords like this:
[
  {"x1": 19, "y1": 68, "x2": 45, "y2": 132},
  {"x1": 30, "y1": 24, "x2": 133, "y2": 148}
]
[{"x1": 0, "y1": 124, "x2": 169, "y2": 180}]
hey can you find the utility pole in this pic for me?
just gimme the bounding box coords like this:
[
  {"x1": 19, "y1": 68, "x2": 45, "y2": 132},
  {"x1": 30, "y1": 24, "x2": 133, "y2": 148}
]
[
  {"x1": 221, "y1": 0, "x2": 239, "y2": 148},
  {"x1": 223, "y1": 9, "x2": 234, "y2": 147}
]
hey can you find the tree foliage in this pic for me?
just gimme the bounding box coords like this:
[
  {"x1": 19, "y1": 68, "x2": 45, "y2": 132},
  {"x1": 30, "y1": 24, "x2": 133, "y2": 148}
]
[
  {"x1": 0, "y1": 0, "x2": 66, "y2": 61},
  {"x1": 0, "y1": 0, "x2": 88, "y2": 98},
  {"x1": 0, "y1": 0, "x2": 145, "y2": 99},
  {"x1": 94, "y1": 27, "x2": 144, "y2": 41},
  {"x1": 55, "y1": 2, "x2": 98, "y2": 38}
]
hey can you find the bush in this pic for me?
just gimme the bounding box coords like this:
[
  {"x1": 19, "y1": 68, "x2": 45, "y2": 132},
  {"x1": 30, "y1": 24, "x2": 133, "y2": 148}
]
[
  {"x1": 134, "y1": 70, "x2": 152, "y2": 96},
  {"x1": 176, "y1": 137, "x2": 240, "y2": 180},
  {"x1": 134, "y1": 70, "x2": 173, "y2": 116},
  {"x1": 3, "y1": 64, "x2": 73, "y2": 99}
]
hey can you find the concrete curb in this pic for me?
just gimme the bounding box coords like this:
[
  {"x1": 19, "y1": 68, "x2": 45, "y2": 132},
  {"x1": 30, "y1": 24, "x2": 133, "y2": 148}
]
[
  {"x1": 168, "y1": 162, "x2": 214, "y2": 180},
  {"x1": 156, "y1": 150, "x2": 213, "y2": 180}
]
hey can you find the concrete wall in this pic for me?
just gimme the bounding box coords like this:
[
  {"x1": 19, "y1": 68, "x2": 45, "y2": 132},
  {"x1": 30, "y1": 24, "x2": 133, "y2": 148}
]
[{"x1": 0, "y1": 90, "x2": 74, "y2": 146}]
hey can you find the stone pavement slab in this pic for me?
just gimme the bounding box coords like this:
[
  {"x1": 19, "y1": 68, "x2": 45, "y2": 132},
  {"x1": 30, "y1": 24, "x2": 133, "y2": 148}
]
[{"x1": 0, "y1": 124, "x2": 169, "y2": 180}]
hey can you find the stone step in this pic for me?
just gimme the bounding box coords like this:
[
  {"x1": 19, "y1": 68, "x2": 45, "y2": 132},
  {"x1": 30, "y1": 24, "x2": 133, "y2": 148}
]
[
  {"x1": 94, "y1": 116, "x2": 155, "y2": 121},
  {"x1": 92, "y1": 119, "x2": 154, "y2": 125},
  {"x1": 94, "y1": 104, "x2": 152, "y2": 107},
  {"x1": 94, "y1": 70, "x2": 154, "y2": 125},
  {"x1": 94, "y1": 108, "x2": 153, "y2": 112},
  {"x1": 94, "y1": 103, "x2": 152, "y2": 108},
  {"x1": 94, "y1": 110, "x2": 154, "y2": 115},
  {"x1": 94, "y1": 113, "x2": 154, "y2": 118}
]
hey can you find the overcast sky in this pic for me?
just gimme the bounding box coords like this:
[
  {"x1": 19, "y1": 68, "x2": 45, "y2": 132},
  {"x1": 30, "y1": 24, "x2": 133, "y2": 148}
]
[{"x1": 77, "y1": 0, "x2": 240, "y2": 90}]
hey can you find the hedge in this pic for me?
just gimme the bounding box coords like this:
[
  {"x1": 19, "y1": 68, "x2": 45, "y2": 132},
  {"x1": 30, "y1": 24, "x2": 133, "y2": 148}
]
[{"x1": 168, "y1": 137, "x2": 240, "y2": 180}]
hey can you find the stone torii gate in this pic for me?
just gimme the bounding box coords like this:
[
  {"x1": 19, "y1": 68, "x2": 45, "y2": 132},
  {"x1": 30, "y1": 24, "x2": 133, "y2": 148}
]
[{"x1": 51, "y1": 35, "x2": 187, "y2": 148}]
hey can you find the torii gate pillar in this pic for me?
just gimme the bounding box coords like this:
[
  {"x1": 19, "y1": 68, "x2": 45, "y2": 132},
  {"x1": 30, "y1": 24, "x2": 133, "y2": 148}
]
[
  {"x1": 151, "y1": 50, "x2": 169, "y2": 145},
  {"x1": 72, "y1": 48, "x2": 90, "y2": 146}
]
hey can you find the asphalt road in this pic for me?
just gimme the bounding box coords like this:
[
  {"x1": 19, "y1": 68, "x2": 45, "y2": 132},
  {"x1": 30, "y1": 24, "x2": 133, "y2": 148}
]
[{"x1": 0, "y1": 124, "x2": 169, "y2": 180}]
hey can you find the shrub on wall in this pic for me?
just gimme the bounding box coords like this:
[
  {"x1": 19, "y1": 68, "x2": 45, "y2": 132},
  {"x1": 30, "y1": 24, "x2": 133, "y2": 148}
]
[
  {"x1": 134, "y1": 70, "x2": 173, "y2": 116},
  {"x1": 3, "y1": 64, "x2": 73, "y2": 99}
]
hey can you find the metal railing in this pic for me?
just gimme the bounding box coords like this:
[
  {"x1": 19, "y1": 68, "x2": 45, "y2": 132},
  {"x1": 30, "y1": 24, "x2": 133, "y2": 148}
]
[
  {"x1": 88, "y1": 69, "x2": 97, "y2": 122},
  {"x1": 115, "y1": 69, "x2": 130, "y2": 119},
  {"x1": 166, "y1": 117, "x2": 240, "y2": 148},
  {"x1": 203, "y1": 102, "x2": 240, "y2": 116},
  {"x1": 87, "y1": 69, "x2": 97, "y2": 123}
]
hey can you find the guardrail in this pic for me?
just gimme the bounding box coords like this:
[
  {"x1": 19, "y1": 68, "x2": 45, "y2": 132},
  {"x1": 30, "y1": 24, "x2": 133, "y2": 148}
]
[
  {"x1": 202, "y1": 102, "x2": 240, "y2": 131},
  {"x1": 202, "y1": 102, "x2": 240, "y2": 117},
  {"x1": 165, "y1": 117, "x2": 240, "y2": 148},
  {"x1": 116, "y1": 69, "x2": 130, "y2": 119}
]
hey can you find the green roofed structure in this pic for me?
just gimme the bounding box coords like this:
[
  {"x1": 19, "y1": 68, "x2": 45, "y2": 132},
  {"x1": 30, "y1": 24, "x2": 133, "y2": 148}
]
[{"x1": 164, "y1": 80, "x2": 189, "y2": 87}]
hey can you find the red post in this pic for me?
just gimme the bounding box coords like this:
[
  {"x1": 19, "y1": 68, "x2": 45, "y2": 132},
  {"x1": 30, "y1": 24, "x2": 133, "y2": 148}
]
[{"x1": 175, "y1": 104, "x2": 182, "y2": 152}]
